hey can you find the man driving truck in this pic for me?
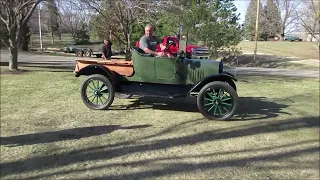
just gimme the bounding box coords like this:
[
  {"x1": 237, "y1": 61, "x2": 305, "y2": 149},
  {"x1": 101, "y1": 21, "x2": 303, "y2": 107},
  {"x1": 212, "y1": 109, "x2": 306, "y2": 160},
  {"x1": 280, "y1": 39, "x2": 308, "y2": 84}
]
[{"x1": 139, "y1": 24, "x2": 166, "y2": 57}]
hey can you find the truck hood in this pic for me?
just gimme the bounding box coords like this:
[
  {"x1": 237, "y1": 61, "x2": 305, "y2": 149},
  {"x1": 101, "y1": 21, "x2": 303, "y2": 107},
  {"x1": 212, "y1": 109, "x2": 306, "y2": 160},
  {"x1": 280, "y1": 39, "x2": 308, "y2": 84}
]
[{"x1": 184, "y1": 58, "x2": 221, "y2": 84}]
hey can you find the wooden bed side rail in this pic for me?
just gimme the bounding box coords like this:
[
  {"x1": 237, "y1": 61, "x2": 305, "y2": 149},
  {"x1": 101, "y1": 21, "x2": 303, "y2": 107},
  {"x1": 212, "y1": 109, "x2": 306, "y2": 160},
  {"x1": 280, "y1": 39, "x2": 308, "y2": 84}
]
[{"x1": 74, "y1": 59, "x2": 134, "y2": 77}]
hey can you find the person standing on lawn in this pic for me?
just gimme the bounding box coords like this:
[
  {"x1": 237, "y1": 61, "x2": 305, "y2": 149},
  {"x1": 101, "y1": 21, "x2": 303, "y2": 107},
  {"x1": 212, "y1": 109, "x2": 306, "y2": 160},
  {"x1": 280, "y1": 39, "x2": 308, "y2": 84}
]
[{"x1": 102, "y1": 39, "x2": 113, "y2": 60}]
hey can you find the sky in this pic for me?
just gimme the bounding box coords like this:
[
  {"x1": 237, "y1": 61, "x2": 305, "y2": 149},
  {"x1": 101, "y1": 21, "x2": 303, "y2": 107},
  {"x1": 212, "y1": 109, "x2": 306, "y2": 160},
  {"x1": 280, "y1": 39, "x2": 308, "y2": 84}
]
[{"x1": 233, "y1": 0, "x2": 251, "y2": 24}]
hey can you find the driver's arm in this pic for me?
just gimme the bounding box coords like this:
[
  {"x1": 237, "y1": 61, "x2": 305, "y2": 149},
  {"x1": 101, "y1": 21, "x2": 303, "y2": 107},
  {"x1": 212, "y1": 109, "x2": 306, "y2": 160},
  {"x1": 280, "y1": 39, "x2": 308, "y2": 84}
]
[
  {"x1": 143, "y1": 48, "x2": 158, "y2": 56},
  {"x1": 140, "y1": 37, "x2": 158, "y2": 56}
]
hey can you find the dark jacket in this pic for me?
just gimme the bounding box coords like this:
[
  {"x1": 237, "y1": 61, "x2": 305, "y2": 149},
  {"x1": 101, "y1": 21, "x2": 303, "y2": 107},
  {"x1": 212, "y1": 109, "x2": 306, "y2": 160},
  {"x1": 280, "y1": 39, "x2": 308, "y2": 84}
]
[{"x1": 102, "y1": 42, "x2": 112, "y2": 59}]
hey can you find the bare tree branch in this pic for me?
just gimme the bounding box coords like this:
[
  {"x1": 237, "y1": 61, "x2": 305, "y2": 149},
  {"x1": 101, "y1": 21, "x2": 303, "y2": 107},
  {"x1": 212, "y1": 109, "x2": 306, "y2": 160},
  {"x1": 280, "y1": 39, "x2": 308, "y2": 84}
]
[
  {"x1": 16, "y1": 0, "x2": 36, "y2": 14},
  {"x1": 1, "y1": 0, "x2": 47, "y2": 70},
  {"x1": 21, "y1": 0, "x2": 42, "y2": 29},
  {"x1": 0, "y1": 14, "x2": 7, "y2": 24},
  {"x1": 1, "y1": 38, "x2": 9, "y2": 48}
]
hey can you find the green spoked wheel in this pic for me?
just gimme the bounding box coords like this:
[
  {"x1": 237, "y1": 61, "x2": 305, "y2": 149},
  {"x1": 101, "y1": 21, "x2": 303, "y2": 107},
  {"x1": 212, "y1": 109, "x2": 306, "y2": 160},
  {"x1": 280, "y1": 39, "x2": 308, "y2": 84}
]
[
  {"x1": 80, "y1": 74, "x2": 115, "y2": 110},
  {"x1": 197, "y1": 81, "x2": 238, "y2": 120}
]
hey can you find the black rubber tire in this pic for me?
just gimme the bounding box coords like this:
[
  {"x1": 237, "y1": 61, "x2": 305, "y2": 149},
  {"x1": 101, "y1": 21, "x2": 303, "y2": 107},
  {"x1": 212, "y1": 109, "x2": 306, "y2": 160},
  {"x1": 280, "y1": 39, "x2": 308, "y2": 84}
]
[
  {"x1": 76, "y1": 50, "x2": 83, "y2": 57},
  {"x1": 80, "y1": 74, "x2": 115, "y2": 110},
  {"x1": 224, "y1": 79, "x2": 237, "y2": 92},
  {"x1": 197, "y1": 81, "x2": 238, "y2": 121},
  {"x1": 84, "y1": 49, "x2": 92, "y2": 57}
]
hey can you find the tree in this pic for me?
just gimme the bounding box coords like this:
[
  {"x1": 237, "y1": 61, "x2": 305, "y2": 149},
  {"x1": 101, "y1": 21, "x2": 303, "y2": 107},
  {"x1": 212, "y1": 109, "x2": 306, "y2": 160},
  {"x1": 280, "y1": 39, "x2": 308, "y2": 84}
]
[
  {"x1": 85, "y1": 0, "x2": 157, "y2": 58},
  {"x1": 262, "y1": 0, "x2": 282, "y2": 40},
  {"x1": 275, "y1": 0, "x2": 302, "y2": 40},
  {"x1": 0, "y1": 0, "x2": 45, "y2": 70},
  {"x1": 18, "y1": 20, "x2": 31, "y2": 51},
  {"x1": 0, "y1": 14, "x2": 9, "y2": 48},
  {"x1": 195, "y1": 0, "x2": 242, "y2": 57},
  {"x1": 73, "y1": 23, "x2": 90, "y2": 45},
  {"x1": 57, "y1": 0, "x2": 91, "y2": 43},
  {"x1": 43, "y1": 0, "x2": 61, "y2": 43},
  {"x1": 299, "y1": 0, "x2": 319, "y2": 48},
  {"x1": 244, "y1": 0, "x2": 265, "y2": 41}
]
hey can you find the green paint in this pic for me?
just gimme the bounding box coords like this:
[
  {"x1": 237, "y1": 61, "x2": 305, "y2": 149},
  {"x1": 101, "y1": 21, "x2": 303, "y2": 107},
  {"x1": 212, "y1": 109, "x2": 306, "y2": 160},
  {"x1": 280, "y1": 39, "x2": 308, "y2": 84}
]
[
  {"x1": 85, "y1": 79, "x2": 111, "y2": 106},
  {"x1": 204, "y1": 88, "x2": 233, "y2": 117},
  {"x1": 124, "y1": 51, "x2": 220, "y2": 85}
]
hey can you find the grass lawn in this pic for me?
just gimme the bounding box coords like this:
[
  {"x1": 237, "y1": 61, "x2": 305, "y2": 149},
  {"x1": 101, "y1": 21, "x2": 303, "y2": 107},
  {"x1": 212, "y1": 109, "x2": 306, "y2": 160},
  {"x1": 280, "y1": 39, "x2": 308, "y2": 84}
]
[
  {"x1": 229, "y1": 41, "x2": 320, "y2": 70},
  {"x1": 237, "y1": 41, "x2": 319, "y2": 60},
  {"x1": 1, "y1": 67, "x2": 319, "y2": 180}
]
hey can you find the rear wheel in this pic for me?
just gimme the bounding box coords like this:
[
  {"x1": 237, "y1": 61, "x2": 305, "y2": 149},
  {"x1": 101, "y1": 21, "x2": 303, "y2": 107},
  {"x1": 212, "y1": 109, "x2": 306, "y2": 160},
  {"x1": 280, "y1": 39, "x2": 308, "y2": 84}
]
[
  {"x1": 80, "y1": 74, "x2": 115, "y2": 110},
  {"x1": 197, "y1": 81, "x2": 238, "y2": 120},
  {"x1": 84, "y1": 49, "x2": 92, "y2": 57}
]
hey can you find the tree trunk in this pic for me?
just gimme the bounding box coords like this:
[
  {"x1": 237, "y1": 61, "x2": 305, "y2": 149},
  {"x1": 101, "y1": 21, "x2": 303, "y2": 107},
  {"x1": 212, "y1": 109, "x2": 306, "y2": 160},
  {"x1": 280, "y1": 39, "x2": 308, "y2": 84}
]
[
  {"x1": 125, "y1": 32, "x2": 131, "y2": 60},
  {"x1": 280, "y1": 25, "x2": 285, "y2": 41},
  {"x1": 58, "y1": 30, "x2": 61, "y2": 40},
  {"x1": 8, "y1": 38, "x2": 18, "y2": 71},
  {"x1": 19, "y1": 34, "x2": 29, "y2": 51},
  {"x1": 19, "y1": 23, "x2": 30, "y2": 51},
  {"x1": 51, "y1": 31, "x2": 54, "y2": 43}
]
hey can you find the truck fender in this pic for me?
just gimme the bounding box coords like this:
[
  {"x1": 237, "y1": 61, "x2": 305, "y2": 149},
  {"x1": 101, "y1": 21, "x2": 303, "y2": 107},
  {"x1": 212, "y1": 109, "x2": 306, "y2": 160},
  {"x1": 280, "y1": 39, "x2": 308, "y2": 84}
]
[
  {"x1": 189, "y1": 72, "x2": 237, "y2": 93},
  {"x1": 75, "y1": 64, "x2": 113, "y2": 78}
]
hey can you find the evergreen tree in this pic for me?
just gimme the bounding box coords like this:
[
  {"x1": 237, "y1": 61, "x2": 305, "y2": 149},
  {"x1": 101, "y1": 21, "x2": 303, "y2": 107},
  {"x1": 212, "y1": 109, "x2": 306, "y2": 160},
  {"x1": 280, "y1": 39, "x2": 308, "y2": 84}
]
[
  {"x1": 43, "y1": 0, "x2": 61, "y2": 43},
  {"x1": 196, "y1": 0, "x2": 242, "y2": 57},
  {"x1": 264, "y1": 0, "x2": 282, "y2": 39},
  {"x1": 244, "y1": 0, "x2": 265, "y2": 41}
]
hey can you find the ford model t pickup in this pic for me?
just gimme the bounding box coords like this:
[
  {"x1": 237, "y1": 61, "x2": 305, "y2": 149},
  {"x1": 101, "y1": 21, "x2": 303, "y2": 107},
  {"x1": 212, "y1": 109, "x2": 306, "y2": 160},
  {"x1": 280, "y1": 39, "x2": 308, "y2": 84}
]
[{"x1": 74, "y1": 39, "x2": 238, "y2": 121}]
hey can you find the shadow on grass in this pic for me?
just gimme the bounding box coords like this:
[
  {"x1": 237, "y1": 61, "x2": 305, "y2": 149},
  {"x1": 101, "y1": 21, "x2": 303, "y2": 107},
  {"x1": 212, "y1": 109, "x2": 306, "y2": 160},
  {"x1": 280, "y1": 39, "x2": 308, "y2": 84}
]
[
  {"x1": 94, "y1": 142, "x2": 319, "y2": 180},
  {"x1": 0, "y1": 124, "x2": 151, "y2": 147},
  {"x1": 1, "y1": 116, "x2": 318, "y2": 179},
  {"x1": 111, "y1": 96, "x2": 290, "y2": 121}
]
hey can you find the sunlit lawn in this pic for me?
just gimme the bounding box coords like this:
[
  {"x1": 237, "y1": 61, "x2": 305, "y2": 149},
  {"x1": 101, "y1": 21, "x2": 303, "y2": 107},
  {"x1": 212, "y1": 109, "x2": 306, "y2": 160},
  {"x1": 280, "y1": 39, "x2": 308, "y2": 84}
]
[
  {"x1": 1, "y1": 66, "x2": 319, "y2": 179},
  {"x1": 238, "y1": 41, "x2": 319, "y2": 59}
]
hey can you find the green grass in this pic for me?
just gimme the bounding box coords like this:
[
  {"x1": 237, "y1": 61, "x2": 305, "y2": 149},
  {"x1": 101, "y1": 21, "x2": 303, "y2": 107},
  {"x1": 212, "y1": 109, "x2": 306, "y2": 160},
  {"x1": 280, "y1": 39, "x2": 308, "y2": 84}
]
[
  {"x1": 224, "y1": 41, "x2": 320, "y2": 70},
  {"x1": 1, "y1": 66, "x2": 319, "y2": 179},
  {"x1": 238, "y1": 41, "x2": 319, "y2": 59}
]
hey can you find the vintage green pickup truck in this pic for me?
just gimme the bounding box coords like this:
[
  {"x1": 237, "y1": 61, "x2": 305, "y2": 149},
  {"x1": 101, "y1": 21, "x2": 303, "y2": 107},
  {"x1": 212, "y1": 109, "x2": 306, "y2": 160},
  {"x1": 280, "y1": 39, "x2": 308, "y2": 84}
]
[{"x1": 74, "y1": 39, "x2": 238, "y2": 121}]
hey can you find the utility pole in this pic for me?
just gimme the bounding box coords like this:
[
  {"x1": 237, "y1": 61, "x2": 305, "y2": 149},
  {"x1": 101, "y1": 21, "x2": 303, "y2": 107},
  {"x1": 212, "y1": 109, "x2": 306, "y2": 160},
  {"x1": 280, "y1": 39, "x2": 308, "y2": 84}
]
[
  {"x1": 38, "y1": 2, "x2": 43, "y2": 51},
  {"x1": 253, "y1": 0, "x2": 260, "y2": 63}
]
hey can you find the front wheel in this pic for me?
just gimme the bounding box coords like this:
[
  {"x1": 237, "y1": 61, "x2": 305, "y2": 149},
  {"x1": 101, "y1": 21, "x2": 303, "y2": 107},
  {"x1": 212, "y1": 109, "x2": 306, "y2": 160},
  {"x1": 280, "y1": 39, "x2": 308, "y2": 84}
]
[
  {"x1": 197, "y1": 81, "x2": 238, "y2": 120},
  {"x1": 80, "y1": 74, "x2": 115, "y2": 110}
]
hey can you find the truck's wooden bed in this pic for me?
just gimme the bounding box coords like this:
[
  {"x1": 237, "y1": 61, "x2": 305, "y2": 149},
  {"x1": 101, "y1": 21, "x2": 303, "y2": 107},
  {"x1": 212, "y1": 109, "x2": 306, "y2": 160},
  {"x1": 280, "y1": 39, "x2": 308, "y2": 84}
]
[{"x1": 75, "y1": 58, "x2": 134, "y2": 76}]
